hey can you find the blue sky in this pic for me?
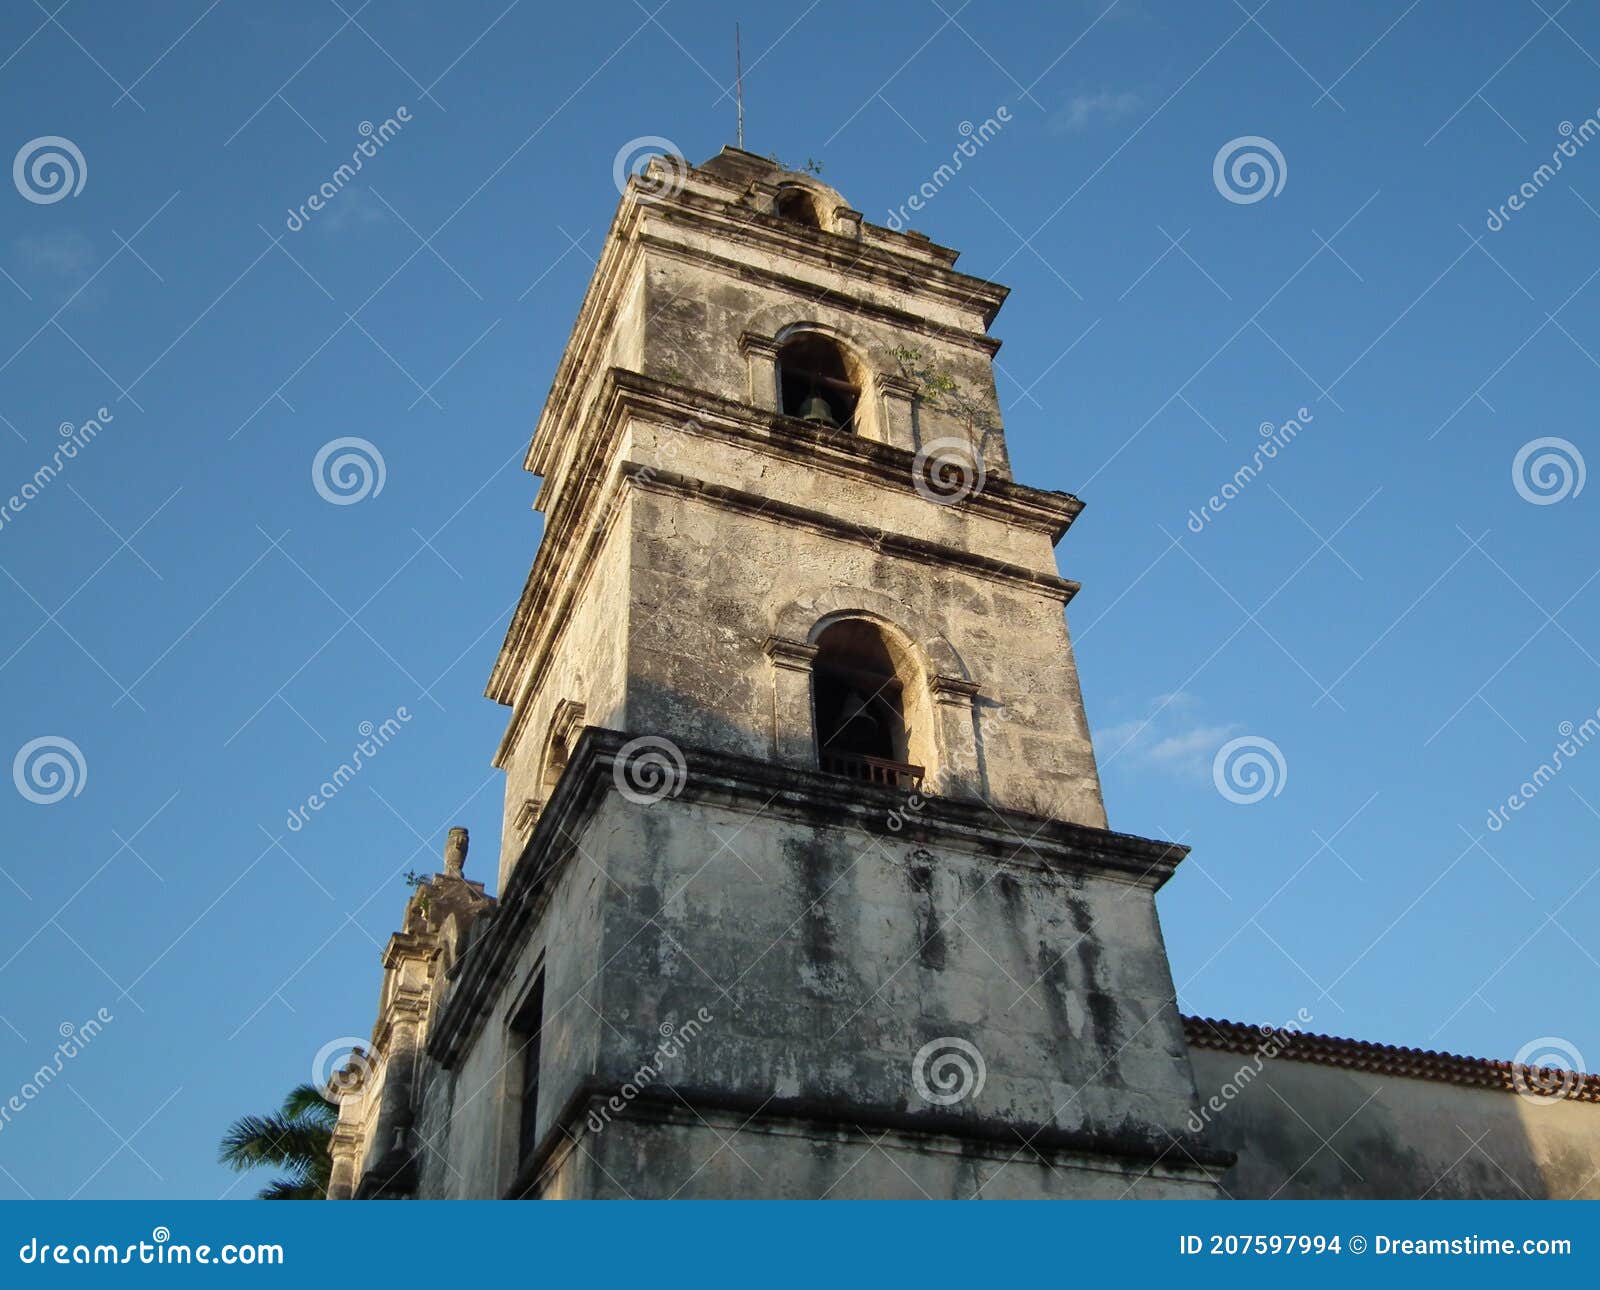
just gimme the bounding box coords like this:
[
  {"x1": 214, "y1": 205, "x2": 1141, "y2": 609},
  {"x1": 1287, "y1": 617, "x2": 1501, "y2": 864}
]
[{"x1": 1, "y1": 0, "x2": 1597, "y2": 1199}]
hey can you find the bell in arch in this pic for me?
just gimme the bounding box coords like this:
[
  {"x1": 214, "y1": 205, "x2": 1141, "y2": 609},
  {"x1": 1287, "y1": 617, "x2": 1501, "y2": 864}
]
[{"x1": 797, "y1": 390, "x2": 836, "y2": 426}]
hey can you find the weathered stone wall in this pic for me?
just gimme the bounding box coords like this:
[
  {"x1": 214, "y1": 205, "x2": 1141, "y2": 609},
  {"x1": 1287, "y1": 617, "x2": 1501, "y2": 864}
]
[
  {"x1": 638, "y1": 249, "x2": 1009, "y2": 473},
  {"x1": 409, "y1": 800, "x2": 621, "y2": 1197},
  {"x1": 502, "y1": 766, "x2": 1215, "y2": 1198},
  {"x1": 494, "y1": 512, "x2": 633, "y2": 888},
  {"x1": 571, "y1": 1114, "x2": 1216, "y2": 1200},
  {"x1": 624, "y1": 457, "x2": 1105, "y2": 826},
  {"x1": 1190, "y1": 1047, "x2": 1600, "y2": 1199}
]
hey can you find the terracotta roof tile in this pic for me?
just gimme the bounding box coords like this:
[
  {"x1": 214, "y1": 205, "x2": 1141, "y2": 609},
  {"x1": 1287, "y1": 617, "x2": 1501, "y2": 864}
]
[{"x1": 1183, "y1": 1014, "x2": 1600, "y2": 1105}]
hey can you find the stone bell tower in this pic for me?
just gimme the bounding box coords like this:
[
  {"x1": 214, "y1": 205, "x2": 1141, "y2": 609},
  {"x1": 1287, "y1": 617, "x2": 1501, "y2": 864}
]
[{"x1": 332, "y1": 147, "x2": 1229, "y2": 1199}]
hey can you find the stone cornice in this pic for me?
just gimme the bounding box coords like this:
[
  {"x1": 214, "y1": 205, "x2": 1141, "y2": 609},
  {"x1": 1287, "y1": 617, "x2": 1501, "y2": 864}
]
[
  {"x1": 763, "y1": 635, "x2": 819, "y2": 671},
  {"x1": 525, "y1": 196, "x2": 641, "y2": 480},
  {"x1": 427, "y1": 727, "x2": 1192, "y2": 1069},
  {"x1": 627, "y1": 464, "x2": 1081, "y2": 600},
  {"x1": 874, "y1": 370, "x2": 922, "y2": 399},
  {"x1": 381, "y1": 931, "x2": 434, "y2": 970},
  {"x1": 631, "y1": 231, "x2": 1007, "y2": 357},
  {"x1": 930, "y1": 675, "x2": 983, "y2": 705},
  {"x1": 511, "y1": 1078, "x2": 1233, "y2": 1198},
  {"x1": 647, "y1": 178, "x2": 1007, "y2": 322},
  {"x1": 738, "y1": 330, "x2": 780, "y2": 357},
  {"x1": 593, "y1": 367, "x2": 1082, "y2": 539}
]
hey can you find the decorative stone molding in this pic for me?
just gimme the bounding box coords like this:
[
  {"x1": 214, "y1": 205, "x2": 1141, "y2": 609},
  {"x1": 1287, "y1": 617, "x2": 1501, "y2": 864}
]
[
  {"x1": 763, "y1": 635, "x2": 820, "y2": 670},
  {"x1": 874, "y1": 371, "x2": 921, "y2": 453},
  {"x1": 531, "y1": 700, "x2": 589, "y2": 834},
  {"x1": 773, "y1": 588, "x2": 970, "y2": 683},
  {"x1": 832, "y1": 206, "x2": 863, "y2": 238},
  {"x1": 334, "y1": 828, "x2": 494, "y2": 1200},
  {"x1": 930, "y1": 675, "x2": 981, "y2": 705},
  {"x1": 548, "y1": 698, "x2": 588, "y2": 753},
  {"x1": 744, "y1": 180, "x2": 780, "y2": 217},
  {"x1": 326, "y1": 1121, "x2": 365, "y2": 1201},
  {"x1": 738, "y1": 331, "x2": 781, "y2": 411},
  {"x1": 763, "y1": 635, "x2": 820, "y2": 766},
  {"x1": 929, "y1": 676, "x2": 982, "y2": 799}
]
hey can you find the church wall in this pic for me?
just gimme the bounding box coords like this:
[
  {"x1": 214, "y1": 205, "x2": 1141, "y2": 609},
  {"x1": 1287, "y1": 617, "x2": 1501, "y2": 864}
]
[
  {"x1": 544, "y1": 788, "x2": 1209, "y2": 1199},
  {"x1": 1189, "y1": 1046, "x2": 1600, "y2": 1199},
  {"x1": 410, "y1": 799, "x2": 621, "y2": 1196},
  {"x1": 623, "y1": 474, "x2": 1105, "y2": 826},
  {"x1": 495, "y1": 509, "x2": 634, "y2": 888}
]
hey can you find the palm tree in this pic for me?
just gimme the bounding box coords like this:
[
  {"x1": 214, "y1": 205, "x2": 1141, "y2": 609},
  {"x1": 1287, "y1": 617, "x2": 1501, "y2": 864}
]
[{"x1": 219, "y1": 1083, "x2": 338, "y2": 1200}]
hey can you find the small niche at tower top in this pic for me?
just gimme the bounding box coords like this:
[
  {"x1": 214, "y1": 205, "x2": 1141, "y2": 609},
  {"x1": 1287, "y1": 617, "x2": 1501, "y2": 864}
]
[
  {"x1": 775, "y1": 187, "x2": 823, "y2": 228},
  {"x1": 776, "y1": 332, "x2": 860, "y2": 431}
]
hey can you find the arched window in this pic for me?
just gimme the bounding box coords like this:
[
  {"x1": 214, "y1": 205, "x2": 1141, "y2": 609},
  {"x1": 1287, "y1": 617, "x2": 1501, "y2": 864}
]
[
  {"x1": 776, "y1": 332, "x2": 860, "y2": 431},
  {"x1": 811, "y1": 619, "x2": 923, "y2": 788},
  {"x1": 775, "y1": 187, "x2": 822, "y2": 228}
]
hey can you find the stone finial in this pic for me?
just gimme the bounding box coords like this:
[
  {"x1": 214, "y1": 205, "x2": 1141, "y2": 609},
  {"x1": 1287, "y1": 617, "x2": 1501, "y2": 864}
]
[{"x1": 444, "y1": 827, "x2": 468, "y2": 878}]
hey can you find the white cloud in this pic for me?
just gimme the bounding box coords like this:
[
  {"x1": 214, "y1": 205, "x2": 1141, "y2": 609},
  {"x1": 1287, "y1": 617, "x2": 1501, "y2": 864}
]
[
  {"x1": 1094, "y1": 693, "x2": 1239, "y2": 782},
  {"x1": 13, "y1": 230, "x2": 95, "y2": 277},
  {"x1": 1052, "y1": 90, "x2": 1143, "y2": 134},
  {"x1": 319, "y1": 185, "x2": 388, "y2": 235}
]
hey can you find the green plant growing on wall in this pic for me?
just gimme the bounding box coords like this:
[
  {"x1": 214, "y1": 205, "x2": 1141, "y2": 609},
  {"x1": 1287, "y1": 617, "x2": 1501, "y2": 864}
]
[
  {"x1": 404, "y1": 870, "x2": 431, "y2": 918},
  {"x1": 768, "y1": 153, "x2": 825, "y2": 175},
  {"x1": 891, "y1": 346, "x2": 958, "y2": 404},
  {"x1": 890, "y1": 346, "x2": 1000, "y2": 457}
]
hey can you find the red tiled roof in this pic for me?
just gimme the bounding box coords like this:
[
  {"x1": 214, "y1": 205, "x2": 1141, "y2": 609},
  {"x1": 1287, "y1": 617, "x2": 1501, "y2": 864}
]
[{"x1": 1183, "y1": 1015, "x2": 1600, "y2": 1105}]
